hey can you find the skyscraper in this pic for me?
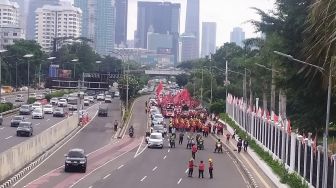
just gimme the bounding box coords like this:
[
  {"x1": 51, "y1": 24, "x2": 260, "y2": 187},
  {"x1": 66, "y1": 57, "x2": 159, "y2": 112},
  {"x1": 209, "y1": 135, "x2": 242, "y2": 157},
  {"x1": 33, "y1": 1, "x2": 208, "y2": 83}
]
[
  {"x1": 201, "y1": 22, "x2": 217, "y2": 57},
  {"x1": 95, "y1": 0, "x2": 116, "y2": 56},
  {"x1": 136, "y1": 1, "x2": 180, "y2": 63},
  {"x1": 184, "y1": 0, "x2": 199, "y2": 58},
  {"x1": 180, "y1": 33, "x2": 198, "y2": 62},
  {"x1": 230, "y1": 27, "x2": 245, "y2": 47},
  {"x1": 26, "y1": 0, "x2": 58, "y2": 40},
  {"x1": 35, "y1": 1, "x2": 82, "y2": 52},
  {"x1": 74, "y1": 0, "x2": 95, "y2": 41},
  {"x1": 115, "y1": 0, "x2": 127, "y2": 47}
]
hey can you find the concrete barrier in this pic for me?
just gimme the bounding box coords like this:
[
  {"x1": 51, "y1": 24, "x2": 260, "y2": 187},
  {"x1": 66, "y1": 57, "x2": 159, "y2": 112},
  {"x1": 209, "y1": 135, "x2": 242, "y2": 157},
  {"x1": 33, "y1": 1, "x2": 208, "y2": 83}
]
[{"x1": 0, "y1": 114, "x2": 78, "y2": 181}]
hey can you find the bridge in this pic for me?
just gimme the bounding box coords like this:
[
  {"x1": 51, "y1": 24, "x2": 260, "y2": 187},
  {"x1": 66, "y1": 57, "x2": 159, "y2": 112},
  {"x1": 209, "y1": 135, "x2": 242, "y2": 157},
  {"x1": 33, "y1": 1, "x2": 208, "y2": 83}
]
[{"x1": 144, "y1": 69, "x2": 186, "y2": 76}]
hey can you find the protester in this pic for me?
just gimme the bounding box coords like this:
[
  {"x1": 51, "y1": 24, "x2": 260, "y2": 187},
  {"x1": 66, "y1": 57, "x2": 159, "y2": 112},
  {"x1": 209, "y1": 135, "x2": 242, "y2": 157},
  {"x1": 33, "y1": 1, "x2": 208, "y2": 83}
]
[
  {"x1": 208, "y1": 158, "x2": 214, "y2": 179},
  {"x1": 198, "y1": 160, "x2": 205, "y2": 178},
  {"x1": 191, "y1": 144, "x2": 198, "y2": 159},
  {"x1": 243, "y1": 139, "x2": 249, "y2": 152},
  {"x1": 188, "y1": 158, "x2": 196, "y2": 177},
  {"x1": 179, "y1": 132, "x2": 184, "y2": 144}
]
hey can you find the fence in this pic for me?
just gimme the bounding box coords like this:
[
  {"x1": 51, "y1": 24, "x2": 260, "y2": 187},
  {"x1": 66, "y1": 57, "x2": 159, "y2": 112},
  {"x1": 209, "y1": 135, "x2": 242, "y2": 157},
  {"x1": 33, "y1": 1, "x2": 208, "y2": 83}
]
[{"x1": 226, "y1": 94, "x2": 335, "y2": 188}]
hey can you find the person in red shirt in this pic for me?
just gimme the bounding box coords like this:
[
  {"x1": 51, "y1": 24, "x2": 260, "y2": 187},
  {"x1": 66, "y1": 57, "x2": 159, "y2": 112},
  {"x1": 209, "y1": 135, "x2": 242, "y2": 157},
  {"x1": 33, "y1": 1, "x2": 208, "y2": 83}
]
[
  {"x1": 198, "y1": 160, "x2": 205, "y2": 178},
  {"x1": 191, "y1": 144, "x2": 198, "y2": 159},
  {"x1": 188, "y1": 158, "x2": 196, "y2": 177}
]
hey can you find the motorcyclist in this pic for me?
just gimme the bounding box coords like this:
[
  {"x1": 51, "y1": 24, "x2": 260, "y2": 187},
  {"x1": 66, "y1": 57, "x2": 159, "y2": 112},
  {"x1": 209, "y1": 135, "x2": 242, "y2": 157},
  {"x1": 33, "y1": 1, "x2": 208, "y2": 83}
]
[
  {"x1": 129, "y1": 125, "x2": 134, "y2": 133},
  {"x1": 114, "y1": 120, "x2": 118, "y2": 131},
  {"x1": 169, "y1": 134, "x2": 176, "y2": 148},
  {"x1": 215, "y1": 139, "x2": 222, "y2": 153}
]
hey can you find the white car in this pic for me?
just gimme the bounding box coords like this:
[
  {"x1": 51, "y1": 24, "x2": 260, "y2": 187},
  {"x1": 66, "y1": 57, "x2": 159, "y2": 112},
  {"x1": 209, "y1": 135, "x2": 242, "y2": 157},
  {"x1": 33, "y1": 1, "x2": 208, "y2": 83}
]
[
  {"x1": 36, "y1": 94, "x2": 44, "y2": 100},
  {"x1": 84, "y1": 99, "x2": 90, "y2": 106},
  {"x1": 32, "y1": 108, "x2": 44, "y2": 119},
  {"x1": 152, "y1": 114, "x2": 164, "y2": 123},
  {"x1": 88, "y1": 96, "x2": 94, "y2": 103},
  {"x1": 0, "y1": 97, "x2": 6, "y2": 104},
  {"x1": 97, "y1": 94, "x2": 105, "y2": 101},
  {"x1": 50, "y1": 97, "x2": 58, "y2": 105},
  {"x1": 147, "y1": 132, "x2": 163, "y2": 149},
  {"x1": 15, "y1": 94, "x2": 24, "y2": 102},
  {"x1": 105, "y1": 95, "x2": 112, "y2": 103},
  {"x1": 114, "y1": 91, "x2": 120, "y2": 97},
  {"x1": 58, "y1": 98, "x2": 67, "y2": 107},
  {"x1": 43, "y1": 104, "x2": 53, "y2": 114},
  {"x1": 31, "y1": 102, "x2": 42, "y2": 110},
  {"x1": 29, "y1": 93, "x2": 36, "y2": 99}
]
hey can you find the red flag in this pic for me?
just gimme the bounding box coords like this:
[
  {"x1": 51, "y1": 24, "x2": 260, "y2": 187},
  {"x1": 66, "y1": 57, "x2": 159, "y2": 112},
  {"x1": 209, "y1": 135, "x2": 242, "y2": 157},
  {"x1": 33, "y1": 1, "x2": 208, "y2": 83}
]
[{"x1": 156, "y1": 81, "x2": 163, "y2": 95}]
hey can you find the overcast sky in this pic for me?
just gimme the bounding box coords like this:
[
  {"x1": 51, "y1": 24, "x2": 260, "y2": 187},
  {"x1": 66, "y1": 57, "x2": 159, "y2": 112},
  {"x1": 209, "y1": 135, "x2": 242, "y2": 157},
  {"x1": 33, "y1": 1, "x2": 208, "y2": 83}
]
[{"x1": 128, "y1": 0, "x2": 275, "y2": 46}]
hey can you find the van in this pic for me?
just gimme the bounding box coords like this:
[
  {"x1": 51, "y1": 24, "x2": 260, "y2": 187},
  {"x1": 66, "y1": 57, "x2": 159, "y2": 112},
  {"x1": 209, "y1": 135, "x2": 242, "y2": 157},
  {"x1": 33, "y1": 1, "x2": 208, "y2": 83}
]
[{"x1": 98, "y1": 104, "x2": 108, "y2": 117}]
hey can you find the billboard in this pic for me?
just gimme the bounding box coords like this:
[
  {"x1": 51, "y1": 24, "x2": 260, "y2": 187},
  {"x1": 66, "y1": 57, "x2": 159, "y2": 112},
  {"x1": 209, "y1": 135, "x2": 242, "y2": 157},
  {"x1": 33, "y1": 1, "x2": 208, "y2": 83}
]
[
  {"x1": 59, "y1": 69, "x2": 72, "y2": 78},
  {"x1": 49, "y1": 64, "x2": 59, "y2": 78}
]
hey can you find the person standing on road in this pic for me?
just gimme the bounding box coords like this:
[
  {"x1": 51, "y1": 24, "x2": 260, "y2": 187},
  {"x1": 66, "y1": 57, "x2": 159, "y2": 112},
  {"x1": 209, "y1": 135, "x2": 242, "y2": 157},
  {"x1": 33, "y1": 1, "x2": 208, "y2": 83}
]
[
  {"x1": 179, "y1": 132, "x2": 184, "y2": 144},
  {"x1": 198, "y1": 160, "x2": 205, "y2": 178},
  {"x1": 188, "y1": 158, "x2": 196, "y2": 177},
  {"x1": 191, "y1": 144, "x2": 198, "y2": 159},
  {"x1": 208, "y1": 158, "x2": 214, "y2": 179},
  {"x1": 243, "y1": 139, "x2": 249, "y2": 152}
]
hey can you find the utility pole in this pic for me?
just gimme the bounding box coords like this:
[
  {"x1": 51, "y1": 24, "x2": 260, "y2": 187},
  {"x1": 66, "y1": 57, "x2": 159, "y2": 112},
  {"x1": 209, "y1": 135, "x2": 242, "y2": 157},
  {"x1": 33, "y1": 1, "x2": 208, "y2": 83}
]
[
  {"x1": 225, "y1": 60, "x2": 228, "y2": 97},
  {"x1": 210, "y1": 66, "x2": 213, "y2": 105},
  {"x1": 271, "y1": 64, "x2": 276, "y2": 112},
  {"x1": 38, "y1": 64, "x2": 41, "y2": 88},
  {"x1": 244, "y1": 68, "x2": 247, "y2": 102},
  {"x1": 126, "y1": 63, "x2": 129, "y2": 112},
  {"x1": 77, "y1": 79, "x2": 80, "y2": 125},
  {"x1": 201, "y1": 68, "x2": 204, "y2": 102}
]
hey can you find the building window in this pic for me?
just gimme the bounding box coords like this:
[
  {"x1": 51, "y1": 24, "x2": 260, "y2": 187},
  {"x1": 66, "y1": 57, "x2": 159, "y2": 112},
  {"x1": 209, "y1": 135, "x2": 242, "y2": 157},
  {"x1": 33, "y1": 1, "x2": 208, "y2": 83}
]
[
  {"x1": 13, "y1": 33, "x2": 17, "y2": 36},
  {"x1": 4, "y1": 32, "x2": 8, "y2": 36}
]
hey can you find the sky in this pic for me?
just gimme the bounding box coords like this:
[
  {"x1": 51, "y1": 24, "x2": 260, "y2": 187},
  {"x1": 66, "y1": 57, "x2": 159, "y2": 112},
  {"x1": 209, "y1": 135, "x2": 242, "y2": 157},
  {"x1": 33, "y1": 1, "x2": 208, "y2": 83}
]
[{"x1": 128, "y1": 0, "x2": 276, "y2": 47}]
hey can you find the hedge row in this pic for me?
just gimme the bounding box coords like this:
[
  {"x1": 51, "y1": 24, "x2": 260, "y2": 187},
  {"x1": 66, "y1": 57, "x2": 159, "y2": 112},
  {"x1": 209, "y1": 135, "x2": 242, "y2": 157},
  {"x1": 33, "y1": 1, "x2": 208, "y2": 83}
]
[
  {"x1": 0, "y1": 102, "x2": 14, "y2": 113},
  {"x1": 220, "y1": 113, "x2": 308, "y2": 188}
]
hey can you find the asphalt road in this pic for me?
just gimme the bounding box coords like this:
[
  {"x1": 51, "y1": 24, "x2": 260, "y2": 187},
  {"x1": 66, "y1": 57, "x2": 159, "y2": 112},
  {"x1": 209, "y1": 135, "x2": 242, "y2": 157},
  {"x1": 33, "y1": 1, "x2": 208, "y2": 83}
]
[
  {"x1": 12, "y1": 98, "x2": 124, "y2": 188},
  {"x1": 2, "y1": 90, "x2": 44, "y2": 106},
  {"x1": 0, "y1": 100, "x2": 99, "y2": 153}
]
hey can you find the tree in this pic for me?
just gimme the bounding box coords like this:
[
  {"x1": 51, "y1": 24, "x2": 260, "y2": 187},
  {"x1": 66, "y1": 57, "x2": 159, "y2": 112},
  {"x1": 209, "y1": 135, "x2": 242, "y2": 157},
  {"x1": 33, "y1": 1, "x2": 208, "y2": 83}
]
[{"x1": 175, "y1": 74, "x2": 189, "y2": 87}]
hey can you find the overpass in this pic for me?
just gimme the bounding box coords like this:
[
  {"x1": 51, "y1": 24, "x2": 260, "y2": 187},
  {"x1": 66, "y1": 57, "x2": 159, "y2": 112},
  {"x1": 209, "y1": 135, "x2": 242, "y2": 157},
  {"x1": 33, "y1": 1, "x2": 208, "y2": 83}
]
[{"x1": 144, "y1": 69, "x2": 186, "y2": 76}]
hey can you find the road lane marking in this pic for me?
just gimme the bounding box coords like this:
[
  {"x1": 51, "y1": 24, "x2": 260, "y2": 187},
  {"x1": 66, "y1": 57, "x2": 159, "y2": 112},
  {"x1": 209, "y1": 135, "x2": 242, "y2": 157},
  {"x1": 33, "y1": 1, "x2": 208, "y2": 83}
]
[
  {"x1": 117, "y1": 165, "x2": 124, "y2": 169},
  {"x1": 185, "y1": 169, "x2": 188, "y2": 173},
  {"x1": 177, "y1": 178, "x2": 182, "y2": 184},
  {"x1": 134, "y1": 136, "x2": 144, "y2": 158},
  {"x1": 46, "y1": 119, "x2": 50, "y2": 121},
  {"x1": 103, "y1": 174, "x2": 111, "y2": 179},
  {"x1": 35, "y1": 123, "x2": 40, "y2": 126},
  {"x1": 140, "y1": 176, "x2": 147, "y2": 182},
  {"x1": 5, "y1": 136, "x2": 12, "y2": 139},
  {"x1": 163, "y1": 155, "x2": 167, "y2": 159},
  {"x1": 0, "y1": 127, "x2": 4, "y2": 130},
  {"x1": 168, "y1": 149, "x2": 170, "y2": 153},
  {"x1": 152, "y1": 166, "x2": 157, "y2": 171},
  {"x1": 88, "y1": 186, "x2": 92, "y2": 188}
]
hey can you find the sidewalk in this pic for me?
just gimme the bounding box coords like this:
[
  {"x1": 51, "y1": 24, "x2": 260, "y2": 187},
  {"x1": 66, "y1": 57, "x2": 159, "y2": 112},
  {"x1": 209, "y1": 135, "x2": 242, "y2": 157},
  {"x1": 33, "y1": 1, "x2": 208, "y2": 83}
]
[{"x1": 209, "y1": 120, "x2": 284, "y2": 188}]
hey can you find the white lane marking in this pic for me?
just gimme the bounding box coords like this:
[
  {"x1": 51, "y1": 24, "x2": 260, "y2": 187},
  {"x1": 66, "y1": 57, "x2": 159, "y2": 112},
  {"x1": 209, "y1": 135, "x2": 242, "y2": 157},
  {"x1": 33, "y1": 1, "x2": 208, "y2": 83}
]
[
  {"x1": 185, "y1": 169, "x2": 188, "y2": 173},
  {"x1": 163, "y1": 155, "x2": 167, "y2": 159},
  {"x1": 5, "y1": 136, "x2": 12, "y2": 139},
  {"x1": 35, "y1": 123, "x2": 40, "y2": 126},
  {"x1": 168, "y1": 149, "x2": 170, "y2": 153},
  {"x1": 134, "y1": 136, "x2": 144, "y2": 158},
  {"x1": 13, "y1": 104, "x2": 100, "y2": 187},
  {"x1": 152, "y1": 166, "x2": 157, "y2": 171},
  {"x1": 0, "y1": 127, "x2": 4, "y2": 130},
  {"x1": 88, "y1": 186, "x2": 92, "y2": 188},
  {"x1": 140, "y1": 176, "x2": 147, "y2": 182},
  {"x1": 103, "y1": 174, "x2": 111, "y2": 179},
  {"x1": 177, "y1": 178, "x2": 182, "y2": 184},
  {"x1": 117, "y1": 165, "x2": 124, "y2": 170},
  {"x1": 46, "y1": 119, "x2": 50, "y2": 121}
]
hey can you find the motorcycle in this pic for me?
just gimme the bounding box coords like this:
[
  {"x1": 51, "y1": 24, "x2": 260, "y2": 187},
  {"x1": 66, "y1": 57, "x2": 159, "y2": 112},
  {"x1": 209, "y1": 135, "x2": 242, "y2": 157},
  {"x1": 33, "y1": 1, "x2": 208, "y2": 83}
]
[
  {"x1": 186, "y1": 137, "x2": 194, "y2": 149},
  {"x1": 129, "y1": 131, "x2": 134, "y2": 138},
  {"x1": 214, "y1": 142, "x2": 223, "y2": 153},
  {"x1": 169, "y1": 138, "x2": 176, "y2": 148},
  {"x1": 197, "y1": 139, "x2": 204, "y2": 150}
]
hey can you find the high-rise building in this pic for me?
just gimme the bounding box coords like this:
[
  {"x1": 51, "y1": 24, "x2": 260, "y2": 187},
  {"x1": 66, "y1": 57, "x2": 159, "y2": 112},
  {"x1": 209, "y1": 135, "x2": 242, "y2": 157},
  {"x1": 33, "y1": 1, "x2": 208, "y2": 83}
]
[
  {"x1": 136, "y1": 1, "x2": 180, "y2": 63},
  {"x1": 184, "y1": 0, "x2": 199, "y2": 59},
  {"x1": 180, "y1": 33, "x2": 198, "y2": 62},
  {"x1": 74, "y1": 0, "x2": 95, "y2": 41},
  {"x1": 35, "y1": 1, "x2": 82, "y2": 52},
  {"x1": 12, "y1": 0, "x2": 26, "y2": 33},
  {"x1": 147, "y1": 32, "x2": 173, "y2": 53},
  {"x1": 27, "y1": 0, "x2": 58, "y2": 40},
  {"x1": 0, "y1": 0, "x2": 24, "y2": 49},
  {"x1": 115, "y1": 0, "x2": 127, "y2": 47},
  {"x1": 230, "y1": 27, "x2": 245, "y2": 47},
  {"x1": 201, "y1": 22, "x2": 216, "y2": 57},
  {"x1": 95, "y1": 0, "x2": 116, "y2": 56}
]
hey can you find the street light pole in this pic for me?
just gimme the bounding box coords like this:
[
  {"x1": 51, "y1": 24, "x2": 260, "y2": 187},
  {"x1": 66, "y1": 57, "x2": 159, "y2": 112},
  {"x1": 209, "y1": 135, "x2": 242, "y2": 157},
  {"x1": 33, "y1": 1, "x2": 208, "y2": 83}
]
[
  {"x1": 210, "y1": 66, "x2": 213, "y2": 105},
  {"x1": 23, "y1": 54, "x2": 34, "y2": 104},
  {"x1": 201, "y1": 68, "x2": 204, "y2": 102},
  {"x1": 0, "y1": 50, "x2": 8, "y2": 102},
  {"x1": 126, "y1": 63, "x2": 129, "y2": 112},
  {"x1": 71, "y1": 59, "x2": 79, "y2": 79}
]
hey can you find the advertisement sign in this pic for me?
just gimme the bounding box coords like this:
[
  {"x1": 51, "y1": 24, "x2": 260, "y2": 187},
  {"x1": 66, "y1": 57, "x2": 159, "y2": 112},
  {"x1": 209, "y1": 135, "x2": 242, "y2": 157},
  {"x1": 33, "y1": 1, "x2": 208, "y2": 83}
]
[
  {"x1": 59, "y1": 69, "x2": 72, "y2": 78},
  {"x1": 49, "y1": 64, "x2": 59, "y2": 78}
]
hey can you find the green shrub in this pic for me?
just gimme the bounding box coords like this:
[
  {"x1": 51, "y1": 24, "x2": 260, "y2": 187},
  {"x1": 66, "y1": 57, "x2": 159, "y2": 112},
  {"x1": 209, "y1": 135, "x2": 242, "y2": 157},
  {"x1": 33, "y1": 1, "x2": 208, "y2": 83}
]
[
  {"x1": 220, "y1": 113, "x2": 308, "y2": 188},
  {"x1": 210, "y1": 101, "x2": 225, "y2": 114},
  {"x1": 0, "y1": 103, "x2": 13, "y2": 113},
  {"x1": 27, "y1": 98, "x2": 36, "y2": 104}
]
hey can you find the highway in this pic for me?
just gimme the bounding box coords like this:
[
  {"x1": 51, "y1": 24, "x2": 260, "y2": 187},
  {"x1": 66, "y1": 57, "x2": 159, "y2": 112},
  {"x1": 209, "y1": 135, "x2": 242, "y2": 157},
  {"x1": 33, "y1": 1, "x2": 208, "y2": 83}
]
[
  {"x1": 11, "y1": 95, "x2": 255, "y2": 188},
  {"x1": 0, "y1": 101, "x2": 100, "y2": 153}
]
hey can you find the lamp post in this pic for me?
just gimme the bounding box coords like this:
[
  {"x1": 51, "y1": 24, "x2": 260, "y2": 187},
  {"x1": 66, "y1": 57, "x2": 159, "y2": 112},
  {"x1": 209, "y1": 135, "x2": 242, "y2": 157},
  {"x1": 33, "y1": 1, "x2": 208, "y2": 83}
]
[
  {"x1": 96, "y1": 61, "x2": 102, "y2": 82},
  {"x1": 0, "y1": 50, "x2": 8, "y2": 102},
  {"x1": 23, "y1": 54, "x2": 34, "y2": 104},
  {"x1": 274, "y1": 50, "x2": 331, "y2": 188},
  {"x1": 71, "y1": 59, "x2": 79, "y2": 79}
]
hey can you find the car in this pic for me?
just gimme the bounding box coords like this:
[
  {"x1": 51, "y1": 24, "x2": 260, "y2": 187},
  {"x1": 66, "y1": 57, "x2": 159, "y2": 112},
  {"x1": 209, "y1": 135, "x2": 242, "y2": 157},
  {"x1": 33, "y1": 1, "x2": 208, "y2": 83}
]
[
  {"x1": 64, "y1": 148, "x2": 87, "y2": 173},
  {"x1": 53, "y1": 107, "x2": 65, "y2": 117},
  {"x1": 29, "y1": 93, "x2": 36, "y2": 99},
  {"x1": 32, "y1": 108, "x2": 44, "y2": 119},
  {"x1": 88, "y1": 96, "x2": 94, "y2": 103},
  {"x1": 31, "y1": 102, "x2": 42, "y2": 111},
  {"x1": 114, "y1": 91, "x2": 120, "y2": 97},
  {"x1": 16, "y1": 121, "x2": 33, "y2": 137},
  {"x1": 19, "y1": 105, "x2": 31, "y2": 115},
  {"x1": 35, "y1": 94, "x2": 44, "y2": 100},
  {"x1": 153, "y1": 124, "x2": 165, "y2": 134},
  {"x1": 152, "y1": 114, "x2": 164, "y2": 123},
  {"x1": 97, "y1": 93, "x2": 105, "y2": 101},
  {"x1": 104, "y1": 95, "x2": 112, "y2": 103},
  {"x1": 58, "y1": 98, "x2": 67, "y2": 107},
  {"x1": 50, "y1": 97, "x2": 58, "y2": 105},
  {"x1": 11, "y1": 116, "x2": 25, "y2": 127},
  {"x1": 68, "y1": 104, "x2": 78, "y2": 111},
  {"x1": 15, "y1": 94, "x2": 24, "y2": 102},
  {"x1": 83, "y1": 99, "x2": 89, "y2": 106},
  {"x1": 0, "y1": 97, "x2": 6, "y2": 103},
  {"x1": 98, "y1": 104, "x2": 108, "y2": 117},
  {"x1": 43, "y1": 104, "x2": 53, "y2": 114},
  {"x1": 147, "y1": 132, "x2": 164, "y2": 149}
]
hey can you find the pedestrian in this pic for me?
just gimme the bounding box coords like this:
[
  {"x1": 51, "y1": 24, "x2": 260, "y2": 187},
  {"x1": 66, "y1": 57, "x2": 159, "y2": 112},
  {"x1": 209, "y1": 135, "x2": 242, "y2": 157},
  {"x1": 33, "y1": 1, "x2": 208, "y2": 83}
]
[
  {"x1": 191, "y1": 144, "x2": 198, "y2": 159},
  {"x1": 237, "y1": 138, "x2": 243, "y2": 153},
  {"x1": 226, "y1": 133, "x2": 231, "y2": 143},
  {"x1": 208, "y1": 158, "x2": 214, "y2": 179},
  {"x1": 179, "y1": 132, "x2": 184, "y2": 144},
  {"x1": 188, "y1": 158, "x2": 196, "y2": 177},
  {"x1": 232, "y1": 128, "x2": 237, "y2": 139},
  {"x1": 198, "y1": 160, "x2": 205, "y2": 178},
  {"x1": 243, "y1": 139, "x2": 249, "y2": 152}
]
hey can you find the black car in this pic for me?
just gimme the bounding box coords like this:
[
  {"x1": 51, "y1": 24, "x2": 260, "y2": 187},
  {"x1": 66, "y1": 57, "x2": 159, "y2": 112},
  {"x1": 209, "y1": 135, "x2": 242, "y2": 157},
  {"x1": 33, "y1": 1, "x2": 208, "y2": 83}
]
[
  {"x1": 64, "y1": 148, "x2": 87, "y2": 173},
  {"x1": 11, "y1": 116, "x2": 25, "y2": 127},
  {"x1": 98, "y1": 104, "x2": 108, "y2": 117},
  {"x1": 16, "y1": 121, "x2": 33, "y2": 137},
  {"x1": 53, "y1": 107, "x2": 65, "y2": 117},
  {"x1": 19, "y1": 105, "x2": 31, "y2": 115}
]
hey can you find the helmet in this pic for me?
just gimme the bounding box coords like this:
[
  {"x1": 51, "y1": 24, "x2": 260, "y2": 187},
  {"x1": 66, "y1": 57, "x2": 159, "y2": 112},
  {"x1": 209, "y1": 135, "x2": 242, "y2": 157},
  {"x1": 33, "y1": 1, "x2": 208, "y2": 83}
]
[
  {"x1": 208, "y1": 158, "x2": 212, "y2": 162},
  {"x1": 217, "y1": 139, "x2": 220, "y2": 142}
]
